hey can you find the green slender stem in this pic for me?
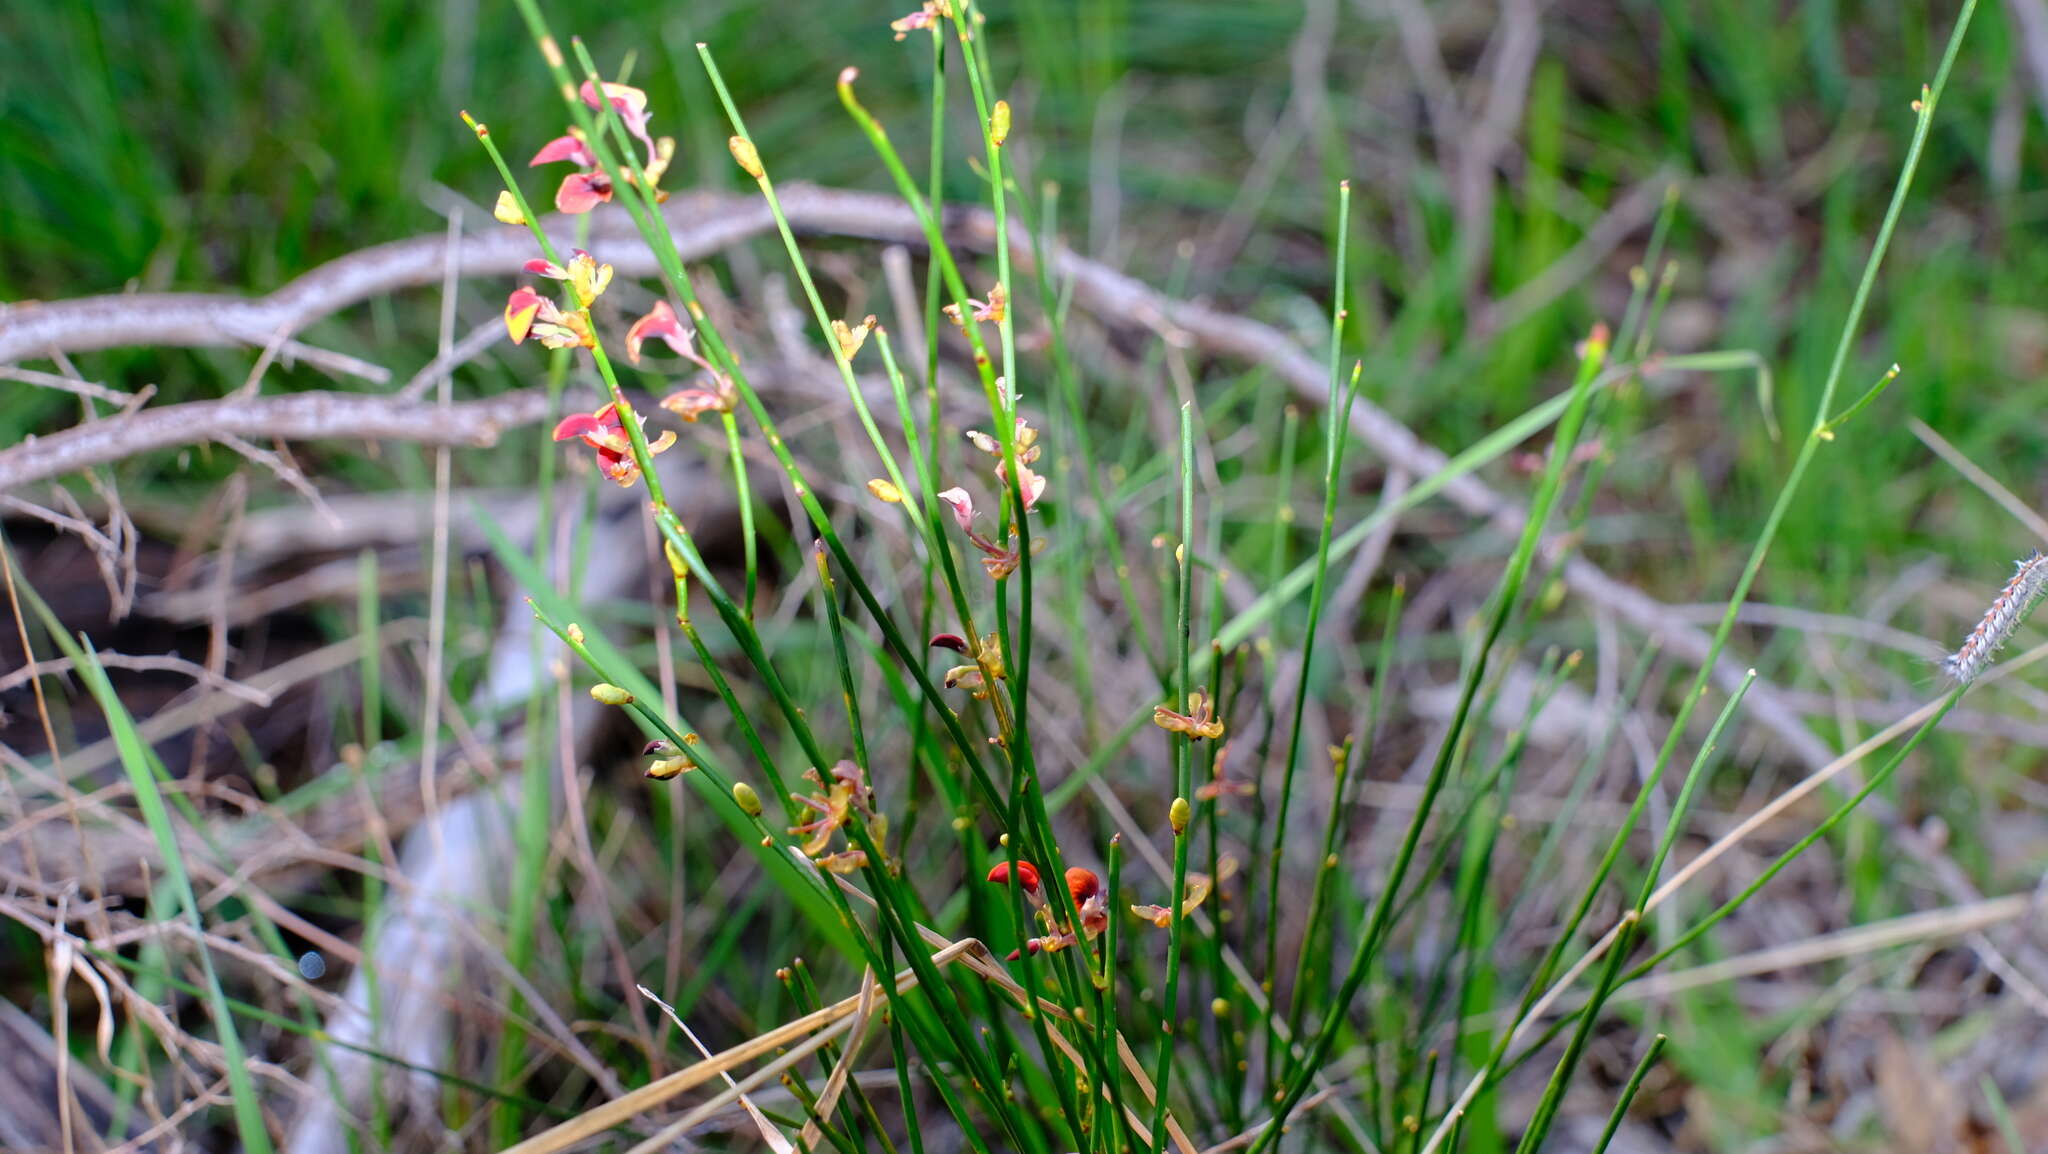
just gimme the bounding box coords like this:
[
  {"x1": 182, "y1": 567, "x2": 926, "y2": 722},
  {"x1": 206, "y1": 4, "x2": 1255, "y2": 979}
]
[
  {"x1": 1590, "y1": 1036, "x2": 1668, "y2": 1154},
  {"x1": 1265, "y1": 182, "x2": 1355, "y2": 1081},
  {"x1": 1420, "y1": 9, "x2": 1980, "y2": 1146},
  {"x1": 1146, "y1": 404, "x2": 1199, "y2": 1153},
  {"x1": 1251, "y1": 329, "x2": 1609, "y2": 1154}
]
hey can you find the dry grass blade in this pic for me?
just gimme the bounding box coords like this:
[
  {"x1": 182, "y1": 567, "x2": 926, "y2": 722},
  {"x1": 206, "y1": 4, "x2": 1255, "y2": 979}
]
[
  {"x1": 500, "y1": 939, "x2": 983, "y2": 1154},
  {"x1": 795, "y1": 967, "x2": 879, "y2": 1153},
  {"x1": 637, "y1": 985, "x2": 796, "y2": 1154}
]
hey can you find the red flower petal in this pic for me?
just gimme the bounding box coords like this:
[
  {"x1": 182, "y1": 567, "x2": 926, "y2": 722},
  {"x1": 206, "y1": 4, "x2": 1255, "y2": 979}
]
[
  {"x1": 529, "y1": 134, "x2": 595, "y2": 168},
  {"x1": 553, "y1": 413, "x2": 604, "y2": 442},
  {"x1": 1065, "y1": 867, "x2": 1102, "y2": 905},
  {"x1": 986, "y1": 860, "x2": 1041, "y2": 894},
  {"x1": 555, "y1": 172, "x2": 613, "y2": 214},
  {"x1": 626, "y1": 300, "x2": 686, "y2": 365}
]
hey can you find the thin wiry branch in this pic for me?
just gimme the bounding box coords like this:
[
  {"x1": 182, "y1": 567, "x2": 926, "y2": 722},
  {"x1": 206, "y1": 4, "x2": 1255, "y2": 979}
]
[{"x1": 0, "y1": 389, "x2": 557, "y2": 493}]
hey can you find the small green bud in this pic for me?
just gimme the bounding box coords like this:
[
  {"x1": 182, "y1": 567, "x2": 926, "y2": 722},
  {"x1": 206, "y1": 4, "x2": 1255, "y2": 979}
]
[
  {"x1": 589, "y1": 683, "x2": 634, "y2": 706},
  {"x1": 1169, "y1": 796, "x2": 1191, "y2": 835},
  {"x1": 733, "y1": 781, "x2": 763, "y2": 816}
]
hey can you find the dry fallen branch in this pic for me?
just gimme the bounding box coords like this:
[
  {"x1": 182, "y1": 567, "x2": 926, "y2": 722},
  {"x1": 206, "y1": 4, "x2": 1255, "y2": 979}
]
[{"x1": 0, "y1": 389, "x2": 556, "y2": 493}]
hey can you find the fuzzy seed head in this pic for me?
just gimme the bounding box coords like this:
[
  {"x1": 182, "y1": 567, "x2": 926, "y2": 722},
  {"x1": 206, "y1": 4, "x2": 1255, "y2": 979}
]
[{"x1": 1943, "y1": 550, "x2": 2048, "y2": 683}]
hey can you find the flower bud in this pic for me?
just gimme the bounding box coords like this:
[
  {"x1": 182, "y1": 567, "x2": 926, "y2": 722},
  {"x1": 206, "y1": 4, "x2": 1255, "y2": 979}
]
[
  {"x1": 646, "y1": 755, "x2": 695, "y2": 780},
  {"x1": 1169, "y1": 796, "x2": 1191, "y2": 835},
  {"x1": 565, "y1": 622, "x2": 585, "y2": 645},
  {"x1": 867, "y1": 478, "x2": 904, "y2": 504},
  {"x1": 589, "y1": 683, "x2": 634, "y2": 706},
  {"x1": 492, "y1": 191, "x2": 526, "y2": 225},
  {"x1": 990, "y1": 100, "x2": 1012, "y2": 147},
  {"x1": 733, "y1": 781, "x2": 763, "y2": 816},
  {"x1": 728, "y1": 135, "x2": 764, "y2": 179}
]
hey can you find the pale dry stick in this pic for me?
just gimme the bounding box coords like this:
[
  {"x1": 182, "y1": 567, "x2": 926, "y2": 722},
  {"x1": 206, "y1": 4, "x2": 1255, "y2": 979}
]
[
  {"x1": 551, "y1": 678, "x2": 657, "y2": 1069},
  {"x1": 0, "y1": 389, "x2": 554, "y2": 492},
  {"x1": 398, "y1": 317, "x2": 501, "y2": 401},
  {"x1": 1451, "y1": 0, "x2": 1541, "y2": 296},
  {"x1": 1606, "y1": 891, "x2": 2032, "y2": 1003},
  {"x1": 0, "y1": 496, "x2": 124, "y2": 587},
  {"x1": 0, "y1": 654, "x2": 274, "y2": 706},
  {"x1": 1414, "y1": 638, "x2": 2048, "y2": 1154},
  {"x1": 1199, "y1": 1084, "x2": 1345, "y2": 1154},
  {"x1": 211, "y1": 436, "x2": 339, "y2": 528},
  {"x1": 1664, "y1": 600, "x2": 1943, "y2": 659},
  {"x1": 189, "y1": 473, "x2": 247, "y2": 784},
  {"x1": 51, "y1": 484, "x2": 138, "y2": 621},
  {"x1": 232, "y1": 318, "x2": 302, "y2": 400},
  {"x1": 110, "y1": 1076, "x2": 233, "y2": 1154},
  {"x1": 878, "y1": 245, "x2": 928, "y2": 383},
  {"x1": 419, "y1": 211, "x2": 463, "y2": 861},
  {"x1": 0, "y1": 365, "x2": 135, "y2": 404},
  {"x1": 1376, "y1": 0, "x2": 1461, "y2": 164},
  {"x1": 1908, "y1": 416, "x2": 2048, "y2": 543},
  {"x1": 212, "y1": 320, "x2": 389, "y2": 384},
  {"x1": 1196, "y1": 0, "x2": 1336, "y2": 284},
  {"x1": 47, "y1": 905, "x2": 78, "y2": 1154},
  {"x1": 40, "y1": 621, "x2": 427, "y2": 788}
]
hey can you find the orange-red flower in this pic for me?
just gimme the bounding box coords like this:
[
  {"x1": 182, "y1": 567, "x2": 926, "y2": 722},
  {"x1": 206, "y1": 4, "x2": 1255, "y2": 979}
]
[
  {"x1": 552, "y1": 401, "x2": 675, "y2": 487},
  {"x1": 986, "y1": 860, "x2": 1041, "y2": 894},
  {"x1": 986, "y1": 857, "x2": 1108, "y2": 957},
  {"x1": 555, "y1": 171, "x2": 614, "y2": 214}
]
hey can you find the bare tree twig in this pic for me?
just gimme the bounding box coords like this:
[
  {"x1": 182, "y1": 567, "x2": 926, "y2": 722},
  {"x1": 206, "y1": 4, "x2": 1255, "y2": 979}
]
[
  {"x1": 0, "y1": 366, "x2": 135, "y2": 405},
  {"x1": 0, "y1": 389, "x2": 558, "y2": 493},
  {"x1": 0, "y1": 652, "x2": 274, "y2": 706}
]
